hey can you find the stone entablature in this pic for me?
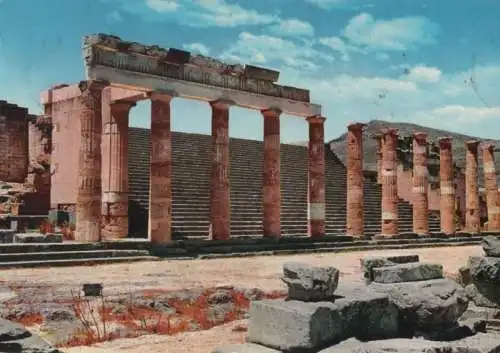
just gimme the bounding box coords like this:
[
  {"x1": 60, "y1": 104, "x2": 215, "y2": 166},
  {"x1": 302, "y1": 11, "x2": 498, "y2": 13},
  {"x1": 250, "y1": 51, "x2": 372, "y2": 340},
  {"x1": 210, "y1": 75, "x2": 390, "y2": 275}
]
[{"x1": 83, "y1": 34, "x2": 320, "y2": 117}]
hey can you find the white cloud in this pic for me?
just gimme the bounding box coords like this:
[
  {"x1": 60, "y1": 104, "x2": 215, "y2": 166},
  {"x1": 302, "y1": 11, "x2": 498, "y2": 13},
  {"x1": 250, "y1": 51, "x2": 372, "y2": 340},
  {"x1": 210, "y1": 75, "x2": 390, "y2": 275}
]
[
  {"x1": 145, "y1": 0, "x2": 180, "y2": 12},
  {"x1": 318, "y1": 36, "x2": 360, "y2": 61},
  {"x1": 269, "y1": 19, "x2": 314, "y2": 37},
  {"x1": 305, "y1": 0, "x2": 370, "y2": 10},
  {"x1": 403, "y1": 65, "x2": 442, "y2": 83},
  {"x1": 183, "y1": 43, "x2": 211, "y2": 56},
  {"x1": 422, "y1": 105, "x2": 500, "y2": 124},
  {"x1": 375, "y1": 52, "x2": 389, "y2": 61},
  {"x1": 220, "y1": 32, "x2": 334, "y2": 72},
  {"x1": 343, "y1": 13, "x2": 439, "y2": 51}
]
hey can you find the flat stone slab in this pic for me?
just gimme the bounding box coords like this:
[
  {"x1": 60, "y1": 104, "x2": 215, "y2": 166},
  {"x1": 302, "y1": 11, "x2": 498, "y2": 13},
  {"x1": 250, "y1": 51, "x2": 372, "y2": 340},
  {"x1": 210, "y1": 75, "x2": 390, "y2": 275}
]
[
  {"x1": 213, "y1": 343, "x2": 280, "y2": 353},
  {"x1": 13, "y1": 233, "x2": 63, "y2": 243},
  {"x1": 247, "y1": 285, "x2": 399, "y2": 352},
  {"x1": 482, "y1": 236, "x2": 500, "y2": 257},
  {"x1": 318, "y1": 333, "x2": 500, "y2": 353},
  {"x1": 372, "y1": 262, "x2": 443, "y2": 283},
  {"x1": 0, "y1": 229, "x2": 15, "y2": 243},
  {"x1": 360, "y1": 254, "x2": 419, "y2": 282}
]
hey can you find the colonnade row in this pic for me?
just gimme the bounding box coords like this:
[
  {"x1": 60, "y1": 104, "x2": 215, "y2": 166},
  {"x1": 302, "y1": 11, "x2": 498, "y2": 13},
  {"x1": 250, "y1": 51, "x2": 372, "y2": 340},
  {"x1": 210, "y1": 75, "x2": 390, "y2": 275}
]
[
  {"x1": 76, "y1": 81, "x2": 327, "y2": 243},
  {"x1": 346, "y1": 123, "x2": 499, "y2": 237}
]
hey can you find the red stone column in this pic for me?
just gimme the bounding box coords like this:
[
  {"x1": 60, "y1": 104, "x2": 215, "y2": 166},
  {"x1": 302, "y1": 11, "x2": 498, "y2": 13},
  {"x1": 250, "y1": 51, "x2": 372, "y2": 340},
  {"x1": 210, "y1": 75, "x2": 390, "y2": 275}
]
[
  {"x1": 262, "y1": 108, "x2": 281, "y2": 238},
  {"x1": 210, "y1": 100, "x2": 231, "y2": 240},
  {"x1": 465, "y1": 140, "x2": 480, "y2": 233},
  {"x1": 346, "y1": 122, "x2": 366, "y2": 237},
  {"x1": 412, "y1": 132, "x2": 429, "y2": 235},
  {"x1": 307, "y1": 116, "x2": 326, "y2": 237},
  {"x1": 439, "y1": 137, "x2": 455, "y2": 235},
  {"x1": 380, "y1": 128, "x2": 399, "y2": 237},
  {"x1": 148, "y1": 93, "x2": 173, "y2": 244},
  {"x1": 373, "y1": 134, "x2": 383, "y2": 184},
  {"x1": 75, "y1": 80, "x2": 108, "y2": 242},
  {"x1": 101, "y1": 88, "x2": 135, "y2": 240},
  {"x1": 482, "y1": 143, "x2": 500, "y2": 231}
]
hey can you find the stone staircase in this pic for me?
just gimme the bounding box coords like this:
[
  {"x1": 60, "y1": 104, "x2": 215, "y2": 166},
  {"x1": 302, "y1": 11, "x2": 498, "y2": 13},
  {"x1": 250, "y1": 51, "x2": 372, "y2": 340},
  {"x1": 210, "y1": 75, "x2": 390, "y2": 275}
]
[{"x1": 128, "y1": 128, "x2": 441, "y2": 238}]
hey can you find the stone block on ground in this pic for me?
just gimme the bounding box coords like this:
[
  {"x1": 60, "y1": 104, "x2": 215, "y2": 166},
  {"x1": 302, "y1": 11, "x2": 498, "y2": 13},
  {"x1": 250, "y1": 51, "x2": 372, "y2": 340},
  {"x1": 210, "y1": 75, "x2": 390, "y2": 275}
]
[
  {"x1": 247, "y1": 286, "x2": 399, "y2": 352},
  {"x1": 466, "y1": 256, "x2": 500, "y2": 308},
  {"x1": 369, "y1": 278, "x2": 469, "y2": 332},
  {"x1": 281, "y1": 262, "x2": 339, "y2": 301},
  {"x1": 0, "y1": 229, "x2": 14, "y2": 243},
  {"x1": 360, "y1": 254, "x2": 419, "y2": 283},
  {"x1": 213, "y1": 343, "x2": 281, "y2": 353},
  {"x1": 318, "y1": 333, "x2": 500, "y2": 353},
  {"x1": 13, "y1": 232, "x2": 63, "y2": 243},
  {"x1": 372, "y1": 262, "x2": 443, "y2": 283},
  {"x1": 482, "y1": 235, "x2": 500, "y2": 257},
  {"x1": 0, "y1": 317, "x2": 62, "y2": 352}
]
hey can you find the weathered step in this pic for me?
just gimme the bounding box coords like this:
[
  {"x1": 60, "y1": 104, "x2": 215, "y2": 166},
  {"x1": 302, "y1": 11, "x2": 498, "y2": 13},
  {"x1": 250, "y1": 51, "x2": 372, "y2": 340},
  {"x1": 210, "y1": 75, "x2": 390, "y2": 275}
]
[
  {"x1": 0, "y1": 256, "x2": 160, "y2": 269},
  {"x1": 0, "y1": 249, "x2": 151, "y2": 262}
]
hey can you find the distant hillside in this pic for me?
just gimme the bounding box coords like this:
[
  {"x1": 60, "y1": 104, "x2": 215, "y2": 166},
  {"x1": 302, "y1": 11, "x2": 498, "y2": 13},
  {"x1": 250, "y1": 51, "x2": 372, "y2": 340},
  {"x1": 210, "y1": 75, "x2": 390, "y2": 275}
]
[{"x1": 328, "y1": 120, "x2": 500, "y2": 185}]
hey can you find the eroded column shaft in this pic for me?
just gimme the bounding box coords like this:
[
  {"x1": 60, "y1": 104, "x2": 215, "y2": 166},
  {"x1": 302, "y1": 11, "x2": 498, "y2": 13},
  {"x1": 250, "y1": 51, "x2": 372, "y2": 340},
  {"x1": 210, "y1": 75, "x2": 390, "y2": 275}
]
[
  {"x1": 262, "y1": 109, "x2": 281, "y2": 238},
  {"x1": 482, "y1": 143, "x2": 500, "y2": 231},
  {"x1": 307, "y1": 116, "x2": 326, "y2": 237},
  {"x1": 76, "y1": 80, "x2": 107, "y2": 242},
  {"x1": 374, "y1": 134, "x2": 383, "y2": 184},
  {"x1": 102, "y1": 89, "x2": 134, "y2": 239},
  {"x1": 346, "y1": 122, "x2": 365, "y2": 237},
  {"x1": 439, "y1": 137, "x2": 455, "y2": 235},
  {"x1": 210, "y1": 101, "x2": 231, "y2": 240},
  {"x1": 381, "y1": 128, "x2": 398, "y2": 236},
  {"x1": 412, "y1": 132, "x2": 429, "y2": 235},
  {"x1": 148, "y1": 94, "x2": 173, "y2": 244},
  {"x1": 465, "y1": 140, "x2": 480, "y2": 233}
]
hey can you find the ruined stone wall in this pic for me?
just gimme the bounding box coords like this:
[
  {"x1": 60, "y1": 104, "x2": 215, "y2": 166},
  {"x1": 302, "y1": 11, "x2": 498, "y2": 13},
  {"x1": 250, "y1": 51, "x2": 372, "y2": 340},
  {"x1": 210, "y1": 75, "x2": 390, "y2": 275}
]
[
  {"x1": 0, "y1": 101, "x2": 29, "y2": 183},
  {"x1": 50, "y1": 97, "x2": 81, "y2": 206}
]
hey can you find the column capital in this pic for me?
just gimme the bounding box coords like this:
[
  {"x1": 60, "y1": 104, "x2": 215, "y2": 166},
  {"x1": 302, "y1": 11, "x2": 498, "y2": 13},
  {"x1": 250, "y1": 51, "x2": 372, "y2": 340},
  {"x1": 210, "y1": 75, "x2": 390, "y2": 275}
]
[
  {"x1": 306, "y1": 115, "x2": 326, "y2": 124},
  {"x1": 438, "y1": 136, "x2": 453, "y2": 148},
  {"x1": 413, "y1": 132, "x2": 428, "y2": 144},
  {"x1": 481, "y1": 142, "x2": 495, "y2": 151},
  {"x1": 347, "y1": 122, "x2": 366, "y2": 131},
  {"x1": 78, "y1": 80, "x2": 109, "y2": 93},
  {"x1": 380, "y1": 127, "x2": 398, "y2": 137},
  {"x1": 261, "y1": 107, "x2": 281, "y2": 118},
  {"x1": 148, "y1": 90, "x2": 177, "y2": 102},
  {"x1": 466, "y1": 140, "x2": 480, "y2": 149},
  {"x1": 210, "y1": 99, "x2": 234, "y2": 110}
]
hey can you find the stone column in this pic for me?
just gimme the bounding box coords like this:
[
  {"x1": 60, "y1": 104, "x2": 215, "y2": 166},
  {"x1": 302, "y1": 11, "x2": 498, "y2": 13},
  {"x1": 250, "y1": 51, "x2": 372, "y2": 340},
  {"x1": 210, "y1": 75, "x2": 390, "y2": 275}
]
[
  {"x1": 482, "y1": 143, "x2": 500, "y2": 231},
  {"x1": 210, "y1": 100, "x2": 231, "y2": 240},
  {"x1": 412, "y1": 132, "x2": 429, "y2": 235},
  {"x1": 373, "y1": 133, "x2": 383, "y2": 184},
  {"x1": 346, "y1": 122, "x2": 366, "y2": 237},
  {"x1": 307, "y1": 116, "x2": 326, "y2": 237},
  {"x1": 380, "y1": 128, "x2": 399, "y2": 237},
  {"x1": 101, "y1": 88, "x2": 135, "y2": 240},
  {"x1": 75, "y1": 80, "x2": 108, "y2": 242},
  {"x1": 465, "y1": 140, "x2": 480, "y2": 233},
  {"x1": 439, "y1": 137, "x2": 455, "y2": 235},
  {"x1": 148, "y1": 93, "x2": 173, "y2": 244},
  {"x1": 262, "y1": 108, "x2": 281, "y2": 238}
]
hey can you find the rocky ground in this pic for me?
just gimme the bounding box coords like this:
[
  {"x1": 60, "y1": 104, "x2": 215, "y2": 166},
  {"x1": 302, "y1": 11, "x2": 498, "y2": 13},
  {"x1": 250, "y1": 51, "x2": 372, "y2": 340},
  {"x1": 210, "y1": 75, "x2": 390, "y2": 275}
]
[{"x1": 0, "y1": 245, "x2": 483, "y2": 352}]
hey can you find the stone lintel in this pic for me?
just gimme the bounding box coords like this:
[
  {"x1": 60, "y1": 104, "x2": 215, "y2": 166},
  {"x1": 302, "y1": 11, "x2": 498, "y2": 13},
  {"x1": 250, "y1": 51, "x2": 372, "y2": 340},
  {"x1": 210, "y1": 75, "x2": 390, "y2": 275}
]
[
  {"x1": 86, "y1": 63, "x2": 321, "y2": 116},
  {"x1": 347, "y1": 122, "x2": 366, "y2": 131},
  {"x1": 306, "y1": 115, "x2": 326, "y2": 124}
]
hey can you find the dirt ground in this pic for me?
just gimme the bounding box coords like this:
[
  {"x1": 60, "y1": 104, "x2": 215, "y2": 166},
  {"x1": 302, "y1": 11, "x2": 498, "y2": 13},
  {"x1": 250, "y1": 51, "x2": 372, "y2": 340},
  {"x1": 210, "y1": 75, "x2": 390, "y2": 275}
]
[{"x1": 0, "y1": 245, "x2": 483, "y2": 353}]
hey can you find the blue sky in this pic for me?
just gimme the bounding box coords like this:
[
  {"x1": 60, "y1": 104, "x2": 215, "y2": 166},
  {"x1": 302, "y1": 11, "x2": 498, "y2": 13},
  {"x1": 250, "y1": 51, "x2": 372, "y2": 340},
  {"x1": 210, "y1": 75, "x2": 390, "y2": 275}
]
[{"x1": 0, "y1": 0, "x2": 499, "y2": 143}]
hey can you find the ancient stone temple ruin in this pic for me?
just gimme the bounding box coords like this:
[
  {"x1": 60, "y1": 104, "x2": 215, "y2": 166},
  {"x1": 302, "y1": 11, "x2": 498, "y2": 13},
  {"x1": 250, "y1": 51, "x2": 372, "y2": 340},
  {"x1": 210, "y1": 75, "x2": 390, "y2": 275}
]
[{"x1": 1, "y1": 33, "x2": 500, "y2": 244}]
